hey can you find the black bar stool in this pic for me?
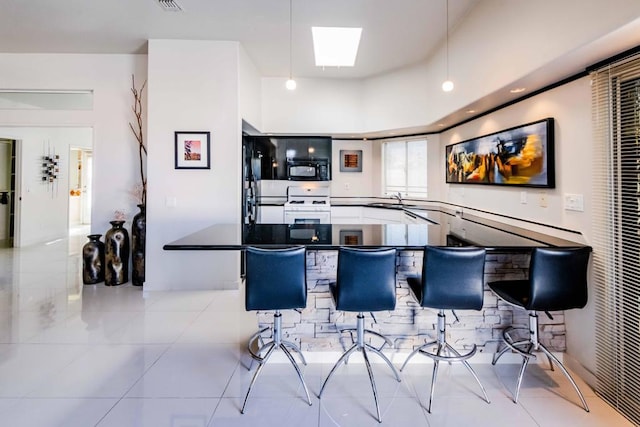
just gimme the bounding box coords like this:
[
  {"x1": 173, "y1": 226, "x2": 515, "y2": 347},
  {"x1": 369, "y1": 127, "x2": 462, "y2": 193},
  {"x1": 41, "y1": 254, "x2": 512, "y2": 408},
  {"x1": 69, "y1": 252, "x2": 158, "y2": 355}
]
[
  {"x1": 488, "y1": 246, "x2": 591, "y2": 412},
  {"x1": 241, "y1": 246, "x2": 312, "y2": 414},
  {"x1": 319, "y1": 247, "x2": 401, "y2": 423},
  {"x1": 401, "y1": 246, "x2": 490, "y2": 412}
]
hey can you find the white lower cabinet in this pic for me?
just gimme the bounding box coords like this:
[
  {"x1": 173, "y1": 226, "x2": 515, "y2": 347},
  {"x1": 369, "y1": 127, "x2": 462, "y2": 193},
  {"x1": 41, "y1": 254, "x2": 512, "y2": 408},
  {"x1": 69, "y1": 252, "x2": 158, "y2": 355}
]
[
  {"x1": 258, "y1": 205, "x2": 284, "y2": 223},
  {"x1": 330, "y1": 206, "x2": 362, "y2": 224}
]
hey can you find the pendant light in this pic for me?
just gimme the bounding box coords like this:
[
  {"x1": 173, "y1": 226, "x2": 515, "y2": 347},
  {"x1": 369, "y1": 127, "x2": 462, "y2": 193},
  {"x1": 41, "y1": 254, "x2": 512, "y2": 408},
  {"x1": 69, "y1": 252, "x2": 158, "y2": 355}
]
[
  {"x1": 285, "y1": 0, "x2": 297, "y2": 90},
  {"x1": 441, "y1": 0, "x2": 454, "y2": 92}
]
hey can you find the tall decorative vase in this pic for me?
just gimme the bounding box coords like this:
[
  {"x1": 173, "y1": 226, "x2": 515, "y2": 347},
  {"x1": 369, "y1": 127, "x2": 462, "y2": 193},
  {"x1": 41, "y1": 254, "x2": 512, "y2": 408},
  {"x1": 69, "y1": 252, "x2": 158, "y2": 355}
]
[
  {"x1": 104, "y1": 220, "x2": 129, "y2": 286},
  {"x1": 131, "y1": 204, "x2": 146, "y2": 286},
  {"x1": 82, "y1": 234, "x2": 105, "y2": 284}
]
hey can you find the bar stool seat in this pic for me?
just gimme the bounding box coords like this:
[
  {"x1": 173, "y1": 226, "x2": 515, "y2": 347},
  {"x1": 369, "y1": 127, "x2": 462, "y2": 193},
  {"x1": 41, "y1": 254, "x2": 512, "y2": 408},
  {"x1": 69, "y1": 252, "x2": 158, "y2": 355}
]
[
  {"x1": 401, "y1": 246, "x2": 490, "y2": 412},
  {"x1": 241, "y1": 246, "x2": 312, "y2": 414},
  {"x1": 319, "y1": 247, "x2": 400, "y2": 423},
  {"x1": 489, "y1": 246, "x2": 592, "y2": 412}
]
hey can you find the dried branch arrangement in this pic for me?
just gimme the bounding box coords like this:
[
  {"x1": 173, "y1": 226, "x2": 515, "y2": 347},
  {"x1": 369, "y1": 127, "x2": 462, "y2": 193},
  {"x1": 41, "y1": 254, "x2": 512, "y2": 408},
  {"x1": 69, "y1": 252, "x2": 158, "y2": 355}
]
[{"x1": 129, "y1": 75, "x2": 147, "y2": 205}]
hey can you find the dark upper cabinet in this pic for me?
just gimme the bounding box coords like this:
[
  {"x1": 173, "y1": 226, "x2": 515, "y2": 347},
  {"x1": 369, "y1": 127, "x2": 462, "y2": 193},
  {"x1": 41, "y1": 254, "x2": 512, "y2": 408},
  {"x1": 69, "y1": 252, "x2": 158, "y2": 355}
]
[{"x1": 243, "y1": 135, "x2": 332, "y2": 181}]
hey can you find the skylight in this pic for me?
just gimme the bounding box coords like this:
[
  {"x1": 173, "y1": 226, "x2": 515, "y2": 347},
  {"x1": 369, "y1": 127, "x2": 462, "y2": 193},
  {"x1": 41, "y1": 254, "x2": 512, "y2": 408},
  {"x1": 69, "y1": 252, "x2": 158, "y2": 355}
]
[{"x1": 311, "y1": 27, "x2": 362, "y2": 67}]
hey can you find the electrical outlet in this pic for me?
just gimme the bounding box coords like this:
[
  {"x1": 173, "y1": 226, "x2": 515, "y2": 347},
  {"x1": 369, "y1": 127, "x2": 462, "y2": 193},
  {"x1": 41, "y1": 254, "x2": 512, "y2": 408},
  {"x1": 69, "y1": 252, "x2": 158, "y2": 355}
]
[{"x1": 539, "y1": 193, "x2": 548, "y2": 208}]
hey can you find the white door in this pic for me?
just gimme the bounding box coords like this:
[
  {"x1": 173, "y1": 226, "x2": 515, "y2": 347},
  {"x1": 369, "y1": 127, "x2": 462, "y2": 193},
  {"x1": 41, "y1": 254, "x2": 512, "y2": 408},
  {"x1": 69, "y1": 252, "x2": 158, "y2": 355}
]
[{"x1": 81, "y1": 150, "x2": 93, "y2": 225}]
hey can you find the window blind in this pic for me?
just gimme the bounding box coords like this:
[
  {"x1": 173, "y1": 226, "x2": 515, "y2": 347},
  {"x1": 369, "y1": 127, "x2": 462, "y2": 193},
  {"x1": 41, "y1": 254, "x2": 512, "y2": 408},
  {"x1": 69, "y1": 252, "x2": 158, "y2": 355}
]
[
  {"x1": 382, "y1": 139, "x2": 428, "y2": 197},
  {"x1": 591, "y1": 52, "x2": 640, "y2": 424}
]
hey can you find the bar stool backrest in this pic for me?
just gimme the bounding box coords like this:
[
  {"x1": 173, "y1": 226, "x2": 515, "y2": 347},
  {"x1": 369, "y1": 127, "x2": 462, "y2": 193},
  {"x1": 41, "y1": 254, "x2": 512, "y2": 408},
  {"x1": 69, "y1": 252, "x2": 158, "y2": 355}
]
[
  {"x1": 335, "y1": 247, "x2": 397, "y2": 312},
  {"x1": 245, "y1": 246, "x2": 307, "y2": 311},
  {"x1": 528, "y1": 246, "x2": 591, "y2": 312},
  {"x1": 421, "y1": 246, "x2": 486, "y2": 310}
]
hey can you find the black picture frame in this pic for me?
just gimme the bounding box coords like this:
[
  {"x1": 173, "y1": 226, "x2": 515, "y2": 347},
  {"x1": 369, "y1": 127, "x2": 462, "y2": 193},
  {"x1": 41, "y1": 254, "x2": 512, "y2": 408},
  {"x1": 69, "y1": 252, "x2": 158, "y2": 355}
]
[
  {"x1": 445, "y1": 118, "x2": 555, "y2": 188},
  {"x1": 175, "y1": 131, "x2": 211, "y2": 169}
]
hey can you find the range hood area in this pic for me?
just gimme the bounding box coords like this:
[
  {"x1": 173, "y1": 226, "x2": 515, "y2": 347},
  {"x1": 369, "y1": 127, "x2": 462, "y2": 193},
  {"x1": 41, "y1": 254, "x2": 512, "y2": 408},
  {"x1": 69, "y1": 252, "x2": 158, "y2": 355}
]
[{"x1": 243, "y1": 135, "x2": 332, "y2": 181}]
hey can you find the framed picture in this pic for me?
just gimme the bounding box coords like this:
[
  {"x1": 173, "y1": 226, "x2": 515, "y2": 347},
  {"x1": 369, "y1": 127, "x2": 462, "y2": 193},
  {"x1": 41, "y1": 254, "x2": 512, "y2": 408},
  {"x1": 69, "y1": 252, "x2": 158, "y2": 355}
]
[
  {"x1": 445, "y1": 118, "x2": 555, "y2": 188},
  {"x1": 339, "y1": 230, "x2": 363, "y2": 245},
  {"x1": 340, "y1": 150, "x2": 363, "y2": 172},
  {"x1": 175, "y1": 131, "x2": 210, "y2": 169}
]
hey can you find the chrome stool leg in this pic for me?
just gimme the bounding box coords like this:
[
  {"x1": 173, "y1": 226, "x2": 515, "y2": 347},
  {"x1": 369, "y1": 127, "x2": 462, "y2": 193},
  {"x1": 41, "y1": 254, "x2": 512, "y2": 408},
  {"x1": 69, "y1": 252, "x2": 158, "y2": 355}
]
[
  {"x1": 498, "y1": 312, "x2": 589, "y2": 412},
  {"x1": 241, "y1": 342, "x2": 276, "y2": 413},
  {"x1": 320, "y1": 313, "x2": 400, "y2": 423},
  {"x1": 405, "y1": 310, "x2": 489, "y2": 413},
  {"x1": 243, "y1": 311, "x2": 312, "y2": 413}
]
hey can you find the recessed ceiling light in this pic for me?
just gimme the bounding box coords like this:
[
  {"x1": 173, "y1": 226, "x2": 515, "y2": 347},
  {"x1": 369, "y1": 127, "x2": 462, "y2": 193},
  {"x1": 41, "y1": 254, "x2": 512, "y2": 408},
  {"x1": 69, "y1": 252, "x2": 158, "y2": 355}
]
[
  {"x1": 510, "y1": 87, "x2": 526, "y2": 94},
  {"x1": 312, "y1": 27, "x2": 362, "y2": 67},
  {"x1": 438, "y1": 123, "x2": 445, "y2": 127},
  {"x1": 466, "y1": 109, "x2": 476, "y2": 114}
]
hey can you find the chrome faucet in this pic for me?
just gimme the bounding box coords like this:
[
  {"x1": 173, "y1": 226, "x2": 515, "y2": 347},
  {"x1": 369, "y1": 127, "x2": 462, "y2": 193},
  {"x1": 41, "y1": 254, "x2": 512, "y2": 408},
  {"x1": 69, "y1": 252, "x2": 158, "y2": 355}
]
[{"x1": 393, "y1": 192, "x2": 403, "y2": 204}]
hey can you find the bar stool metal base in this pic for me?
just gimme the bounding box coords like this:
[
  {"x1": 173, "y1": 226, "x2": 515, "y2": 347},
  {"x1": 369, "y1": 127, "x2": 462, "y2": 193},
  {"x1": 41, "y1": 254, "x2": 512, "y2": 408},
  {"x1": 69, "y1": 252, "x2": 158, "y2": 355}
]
[
  {"x1": 241, "y1": 311, "x2": 312, "y2": 414},
  {"x1": 492, "y1": 311, "x2": 589, "y2": 412},
  {"x1": 319, "y1": 313, "x2": 401, "y2": 423},
  {"x1": 400, "y1": 310, "x2": 490, "y2": 413}
]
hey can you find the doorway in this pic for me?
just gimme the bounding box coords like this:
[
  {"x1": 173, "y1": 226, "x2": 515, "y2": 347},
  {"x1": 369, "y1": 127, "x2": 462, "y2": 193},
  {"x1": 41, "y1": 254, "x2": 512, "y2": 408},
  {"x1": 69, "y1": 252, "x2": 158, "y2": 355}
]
[
  {"x1": 0, "y1": 139, "x2": 14, "y2": 247},
  {"x1": 68, "y1": 147, "x2": 93, "y2": 235}
]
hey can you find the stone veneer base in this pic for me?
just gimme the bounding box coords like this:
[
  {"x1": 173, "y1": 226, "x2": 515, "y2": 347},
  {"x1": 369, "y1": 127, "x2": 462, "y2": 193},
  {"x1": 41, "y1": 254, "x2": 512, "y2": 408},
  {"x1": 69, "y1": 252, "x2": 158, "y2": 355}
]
[{"x1": 255, "y1": 250, "x2": 566, "y2": 354}]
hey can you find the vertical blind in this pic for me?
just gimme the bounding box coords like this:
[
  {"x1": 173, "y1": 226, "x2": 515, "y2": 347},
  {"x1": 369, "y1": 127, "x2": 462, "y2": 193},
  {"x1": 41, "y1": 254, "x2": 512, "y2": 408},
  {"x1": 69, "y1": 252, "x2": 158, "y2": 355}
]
[{"x1": 591, "y1": 51, "x2": 640, "y2": 424}]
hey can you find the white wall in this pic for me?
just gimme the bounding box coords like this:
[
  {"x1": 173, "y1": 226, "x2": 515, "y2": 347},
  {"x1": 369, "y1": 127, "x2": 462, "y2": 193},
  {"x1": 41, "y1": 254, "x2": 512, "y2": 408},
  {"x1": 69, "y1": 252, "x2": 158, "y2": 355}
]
[
  {"x1": 0, "y1": 53, "x2": 148, "y2": 240},
  {"x1": 330, "y1": 139, "x2": 374, "y2": 197},
  {"x1": 261, "y1": 78, "x2": 363, "y2": 134},
  {"x1": 239, "y1": 45, "x2": 263, "y2": 131},
  {"x1": 437, "y1": 76, "x2": 596, "y2": 374},
  {"x1": 146, "y1": 40, "x2": 243, "y2": 290}
]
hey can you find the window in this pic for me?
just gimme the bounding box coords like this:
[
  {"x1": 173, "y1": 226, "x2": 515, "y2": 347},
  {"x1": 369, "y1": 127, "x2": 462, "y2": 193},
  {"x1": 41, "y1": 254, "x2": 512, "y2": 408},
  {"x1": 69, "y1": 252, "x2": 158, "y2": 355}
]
[
  {"x1": 591, "y1": 52, "x2": 640, "y2": 424},
  {"x1": 382, "y1": 139, "x2": 427, "y2": 197}
]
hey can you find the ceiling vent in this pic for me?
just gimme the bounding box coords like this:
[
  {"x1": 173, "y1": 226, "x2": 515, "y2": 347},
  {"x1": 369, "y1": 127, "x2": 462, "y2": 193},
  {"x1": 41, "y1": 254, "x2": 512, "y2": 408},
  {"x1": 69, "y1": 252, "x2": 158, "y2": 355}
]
[{"x1": 156, "y1": 0, "x2": 183, "y2": 12}]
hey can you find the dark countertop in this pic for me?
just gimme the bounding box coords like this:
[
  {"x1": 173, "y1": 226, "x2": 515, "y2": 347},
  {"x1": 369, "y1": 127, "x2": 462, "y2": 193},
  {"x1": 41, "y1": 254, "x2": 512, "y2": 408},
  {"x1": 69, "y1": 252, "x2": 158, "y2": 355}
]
[{"x1": 163, "y1": 210, "x2": 587, "y2": 252}]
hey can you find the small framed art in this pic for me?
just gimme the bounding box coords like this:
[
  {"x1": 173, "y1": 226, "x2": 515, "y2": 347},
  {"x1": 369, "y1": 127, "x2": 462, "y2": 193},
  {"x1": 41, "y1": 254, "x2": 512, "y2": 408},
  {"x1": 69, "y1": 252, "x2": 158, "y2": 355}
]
[
  {"x1": 175, "y1": 131, "x2": 210, "y2": 169},
  {"x1": 340, "y1": 150, "x2": 363, "y2": 172}
]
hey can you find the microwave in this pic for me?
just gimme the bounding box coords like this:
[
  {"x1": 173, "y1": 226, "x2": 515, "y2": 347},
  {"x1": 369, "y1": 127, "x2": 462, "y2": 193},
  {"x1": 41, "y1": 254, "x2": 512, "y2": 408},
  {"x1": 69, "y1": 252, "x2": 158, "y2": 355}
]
[{"x1": 287, "y1": 159, "x2": 330, "y2": 181}]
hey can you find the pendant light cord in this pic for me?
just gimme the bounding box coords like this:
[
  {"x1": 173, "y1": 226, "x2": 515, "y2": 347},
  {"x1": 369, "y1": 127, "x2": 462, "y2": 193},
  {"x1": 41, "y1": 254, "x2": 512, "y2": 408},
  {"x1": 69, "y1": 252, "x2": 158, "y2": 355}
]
[
  {"x1": 445, "y1": 0, "x2": 449, "y2": 79},
  {"x1": 289, "y1": 0, "x2": 293, "y2": 80}
]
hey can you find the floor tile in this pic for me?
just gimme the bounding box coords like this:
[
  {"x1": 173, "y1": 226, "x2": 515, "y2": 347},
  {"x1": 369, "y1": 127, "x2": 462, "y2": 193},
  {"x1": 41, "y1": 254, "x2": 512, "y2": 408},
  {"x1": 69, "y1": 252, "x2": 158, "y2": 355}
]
[
  {"x1": 27, "y1": 344, "x2": 168, "y2": 398},
  {"x1": 518, "y1": 396, "x2": 634, "y2": 426},
  {"x1": 0, "y1": 344, "x2": 89, "y2": 397},
  {"x1": 0, "y1": 398, "x2": 117, "y2": 427},
  {"x1": 125, "y1": 344, "x2": 241, "y2": 398},
  {"x1": 106, "y1": 311, "x2": 201, "y2": 344},
  {"x1": 424, "y1": 395, "x2": 537, "y2": 427},
  {"x1": 96, "y1": 398, "x2": 218, "y2": 427},
  {"x1": 211, "y1": 396, "x2": 320, "y2": 427},
  {"x1": 319, "y1": 396, "x2": 429, "y2": 426}
]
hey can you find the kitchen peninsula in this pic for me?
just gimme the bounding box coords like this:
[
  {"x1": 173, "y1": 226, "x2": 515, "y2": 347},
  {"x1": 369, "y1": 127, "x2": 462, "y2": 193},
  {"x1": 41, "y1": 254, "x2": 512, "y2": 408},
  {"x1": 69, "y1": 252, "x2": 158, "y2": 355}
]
[{"x1": 164, "y1": 203, "x2": 588, "y2": 355}]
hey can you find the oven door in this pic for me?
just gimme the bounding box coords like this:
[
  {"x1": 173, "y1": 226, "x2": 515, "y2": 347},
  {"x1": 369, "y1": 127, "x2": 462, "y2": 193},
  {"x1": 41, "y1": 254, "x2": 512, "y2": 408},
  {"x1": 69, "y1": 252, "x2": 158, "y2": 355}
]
[
  {"x1": 287, "y1": 224, "x2": 332, "y2": 244},
  {"x1": 284, "y1": 210, "x2": 331, "y2": 224}
]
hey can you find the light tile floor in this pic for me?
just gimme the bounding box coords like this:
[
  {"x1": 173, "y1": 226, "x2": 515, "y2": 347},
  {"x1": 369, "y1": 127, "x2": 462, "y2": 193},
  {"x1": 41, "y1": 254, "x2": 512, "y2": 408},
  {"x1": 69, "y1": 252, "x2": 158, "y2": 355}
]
[{"x1": 0, "y1": 231, "x2": 633, "y2": 426}]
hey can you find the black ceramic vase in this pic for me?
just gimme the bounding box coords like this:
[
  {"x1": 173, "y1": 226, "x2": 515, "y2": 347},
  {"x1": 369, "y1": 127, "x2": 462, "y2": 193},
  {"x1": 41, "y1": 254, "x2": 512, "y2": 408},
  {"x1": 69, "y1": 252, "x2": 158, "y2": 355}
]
[
  {"x1": 131, "y1": 204, "x2": 146, "y2": 286},
  {"x1": 82, "y1": 234, "x2": 105, "y2": 284},
  {"x1": 105, "y1": 220, "x2": 129, "y2": 286}
]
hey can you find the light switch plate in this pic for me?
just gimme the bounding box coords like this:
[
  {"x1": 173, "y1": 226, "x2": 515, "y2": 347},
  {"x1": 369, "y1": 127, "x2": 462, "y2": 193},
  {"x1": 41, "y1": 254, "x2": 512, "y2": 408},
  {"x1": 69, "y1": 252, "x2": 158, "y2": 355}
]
[
  {"x1": 520, "y1": 191, "x2": 527, "y2": 204},
  {"x1": 564, "y1": 193, "x2": 584, "y2": 211}
]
